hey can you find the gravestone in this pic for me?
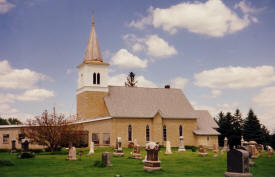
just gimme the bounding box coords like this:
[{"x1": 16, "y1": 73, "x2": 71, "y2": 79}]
[
  {"x1": 224, "y1": 149, "x2": 252, "y2": 177},
  {"x1": 102, "y1": 152, "x2": 112, "y2": 167},
  {"x1": 11, "y1": 140, "x2": 16, "y2": 153},
  {"x1": 144, "y1": 142, "x2": 161, "y2": 172},
  {"x1": 198, "y1": 145, "x2": 208, "y2": 156},
  {"x1": 213, "y1": 144, "x2": 219, "y2": 157},
  {"x1": 250, "y1": 145, "x2": 260, "y2": 159},
  {"x1": 113, "y1": 137, "x2": 124, "y2": 157},
  {"x1": 165, "y1": 141, "x2": 172, "y2": 154},
  {"x1": 21, "y1": 139, "x2": 29, "y2": 152},
  {"x1": 88, "y1": 141, "x2": 94, "y2": 155},
  {"x1": 223, "y1": 137, "x2": 229, "y2": 152},
  {"x1": 178, "y1": 136, "x2": 186, "y2": 152},
  {"x1": 245, "y1": 145, "x2": 255, "y2": 166},
  {"x1": 67, "y1": 145, "x2": 77, "y2": 160},
  {"x1": 132, "y1": 140, "x2": 142, "y2": 159},
  {"x1": 267, "y1": 146, "x2": 273, "y2": 158}
]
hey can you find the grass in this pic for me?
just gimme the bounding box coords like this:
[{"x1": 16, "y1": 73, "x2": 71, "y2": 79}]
[{"x1": 0, "y1": 147, "x2": 274, "y2": 177}]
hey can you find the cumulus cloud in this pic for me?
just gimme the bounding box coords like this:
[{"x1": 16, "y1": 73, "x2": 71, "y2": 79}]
[
  {"x1": 0, "y1": 0, "x2": 15, "y2": 14},
  {"x1": 110, "y1": 49, "x2": 148, "y2": 69},
  {"x1": 109, "y1": 73, "x2": 157, "y2": 88},
  {"x1": 0, "y1": 93, "x2": 15, "y2": 104},
  {"x1": 193, "y1": 102, "x2": 240, "y2": 117},
  {"x1": 123, "y1": 34, "x2": 177, "y2": 58},
  {"x1": 17, "y1": 89, "x2": 54, "y2": 101},
  {"x1": 234, "y1": 0, "x2": 262, "y2": 14},
  {"x1": 202, "y1": 89, "x2": 222, "y2": 98},
  {"x1": 130, "y1": 0, "x2": 259, "y2": 37},
  {"x1": 171, "y1": 77, "x2": 188, "y2": 89},
  {"x1": 194, "y1": 66, "x2": 275, "y2": 89},
  {"x1": 0, "y1": 60, "x2": 50, "y2": 89}
]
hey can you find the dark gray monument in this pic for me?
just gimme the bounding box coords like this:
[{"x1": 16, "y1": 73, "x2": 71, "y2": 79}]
[
  {"x1": 224, "y1": 149, "x2": 252, "y2": 177},
  {"x1": 11, "y1": 140, "x2": 16, "y2": 153},
  {"x1": 21, "y1": 140, "x2": 29, "y2": 152}
]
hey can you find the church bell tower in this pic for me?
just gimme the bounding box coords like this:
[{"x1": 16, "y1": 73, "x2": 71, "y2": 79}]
[{"x1": 76, "y1": 16, "x2": 110, "y2": 119}]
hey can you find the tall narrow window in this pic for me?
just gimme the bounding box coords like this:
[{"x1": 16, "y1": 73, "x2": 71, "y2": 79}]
[
  {"x1": 3, "y1": 134, "x2": 9, "y2": 144},
  {"x1": 146, "y1": 125, "x2": 150, "y2": 141},
  {"x1": 179, "y1": 125, "x2": 183, "y2": 136},
  {"x1": 97, "y1": 73, "x2": 100, "y2": 85},
  {"x1": 163, "y1": 125, "x2": 167, "y2": 141},
  {"x1": 128, "y1": 125, "x2": 132, "y2": 141},
  {"x1": 92, "y1": 133, "x2": 99, "y2": 145},
  {"x1": 93, "y1": 73, "x2": 96, "y2": 84}
]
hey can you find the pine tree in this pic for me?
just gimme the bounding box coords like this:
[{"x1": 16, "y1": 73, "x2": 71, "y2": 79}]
[
  {"x1": 230, "y1": 109, "x2": 243, "y2": 147},
  {"x1": 125, "y1": 72, "x2": 138, "y2": 87},
  {"x1": 243, "y1": 109, "x2": 263, "y2": 144}
]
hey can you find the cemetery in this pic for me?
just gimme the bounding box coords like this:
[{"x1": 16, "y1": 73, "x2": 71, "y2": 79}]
[{"x1": 0, "y1": 141, "x2": 275, "y2": 177}]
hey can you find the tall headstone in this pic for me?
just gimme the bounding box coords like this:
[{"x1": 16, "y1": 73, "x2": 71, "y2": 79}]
[
  {"x1": 67, "y1": 145, "x2": 77, "y2": 160},
  {"x1": 113, "y1": 137, "x2": 124, "y2": 157},
  {"x1": 198, "y1": 145, "x2": 208, "y2": 156},
  {"x1": 102, "y1": 152, "x2": 112, "y2": 167},
  {"x1": 223, "y1": 137, "x2": 229, "y2": 152},
  {"x1": 88, "y1": 141, "x2": 94, "y2": 155},
  {"x1": 245, "y1": 145, "x2": 255, "y2": 166},
  {"x1": 11, "y1": 140, "x2": 16, "y2": 153},
  {"x1": 267, "y1": 145, "x2": 273, "y2": 158},
  {"x1": 178, "y1": 136, "x2": 186, "y2": 152},
  {"x1": 224, "y1": 149, "x2": 252, "y2": 177},
  {"x1": 144, "y1": 142, "x2": 161, "y2": 172},
  {"x1": 165, "y1": 141, "x2": 172, "y2": 154}
]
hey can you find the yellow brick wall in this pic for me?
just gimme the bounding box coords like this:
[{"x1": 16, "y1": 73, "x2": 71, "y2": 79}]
[
  {"x1": 111, "y1": 115, "x2": 198, "y2": 147},
  {"x1": 0, "y1": 128, "x2": 44, "y2": 149},
  {"x1": 82, "y1": 119, "x2": 112, "y2": 146},
  {"x1": 196, "y1": 135, "x2": 218, "y2": 148},
  {"x1": 76, "y1": 91, "x2": 110, "y2": 119}
]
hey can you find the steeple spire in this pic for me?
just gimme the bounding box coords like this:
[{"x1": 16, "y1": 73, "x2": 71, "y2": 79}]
[{"x1": 84, "y1": 15, "x2": 102, "y2": 62}]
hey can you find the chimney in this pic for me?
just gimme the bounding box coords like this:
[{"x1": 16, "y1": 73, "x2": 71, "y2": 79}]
[{"x1": 164, "y1": 85, "x2": 170, "y2": 89}]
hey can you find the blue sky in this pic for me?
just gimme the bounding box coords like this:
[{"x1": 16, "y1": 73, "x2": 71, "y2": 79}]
[{"x1": 1, "y1": 0, "x2": 275, "y2": 131}]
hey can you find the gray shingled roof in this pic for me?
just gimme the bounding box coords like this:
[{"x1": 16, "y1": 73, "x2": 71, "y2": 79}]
[
  {"x1": 105, "y1": 86, "x2": 197, "y2": 119},
  {"x1": 104, "y1": 86, "x2": 219, "y2": 135},
  {"x1": 193, "y1": 110, "x2": 220, "y2": 135}
]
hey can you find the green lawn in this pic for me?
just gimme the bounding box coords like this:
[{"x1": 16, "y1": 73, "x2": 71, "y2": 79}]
[{"x1": 0, "y1": 148, "x2": 274, "y2": 177}]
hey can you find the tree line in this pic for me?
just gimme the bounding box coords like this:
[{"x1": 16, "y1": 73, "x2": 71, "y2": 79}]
[
  {"x1": 0, "y1": 117, "x2": 22, "y2": 125},
  {"x1": 215, "y1": 108, "x2": 275, "y2": 149}
]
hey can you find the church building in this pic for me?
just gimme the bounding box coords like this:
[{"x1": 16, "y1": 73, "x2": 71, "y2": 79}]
[{"x1": 76, "y1": 17, "x2": 220, "y2": 148}]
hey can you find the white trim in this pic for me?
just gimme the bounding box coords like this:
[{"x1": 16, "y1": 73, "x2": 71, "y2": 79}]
[
  {"x1": 0, "y1": 125, "x2": 28, "y2": 129},
  {"x1": 77, "y1": 86, "x2": 108, "y2": 94},
  {"x1": 72, "y1": 116, "x2": 112, "y2": 124}
]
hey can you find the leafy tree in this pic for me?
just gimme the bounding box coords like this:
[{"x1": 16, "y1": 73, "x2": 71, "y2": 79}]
[
  {"x1": 22, "y1": 109, "x2": 83, "y2": 154},
  {"x1": 0, "y1": 117, "x2": 9, "y2": 125},
  {"x1": 243, "y1": 109, "x2": 263, "y2": 144},
  {"x1": 271, "y1": 132, "x2": 275, "y2": 149},
  {"x1": 125, "y1": 72, "x2": 137, "y2": 87}
]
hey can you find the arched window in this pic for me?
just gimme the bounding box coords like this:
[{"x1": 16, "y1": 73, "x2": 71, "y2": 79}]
[
  {"x1": 179, "y1": 125, "x2": 183, "y2": 136},
  {"x1": 93, "y1": 73, "x2": 96, "y2": 84},
  {"x1": 128, "y1": 125, "x2": 132, "y2": 141},
  {"x1": 163, "y1": 125, "x2": 167, "y2": 141},
  {"x1": 97, "y1": 73, "x2": 100, "y2": 85},
  {"x1": 146, "y1": 125, "x2": 150, "y2": 141}
]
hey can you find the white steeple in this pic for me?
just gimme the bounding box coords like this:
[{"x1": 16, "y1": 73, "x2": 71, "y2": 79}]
[{"x1": 77, "y1": 15, "x2": 109, "y2": 94}]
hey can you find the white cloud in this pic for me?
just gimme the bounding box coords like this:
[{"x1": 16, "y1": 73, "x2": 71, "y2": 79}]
[
  {"x1": 202, "y1": 89, "x2": 222, "y2": 98},
  {"x1": 109, "y1": 73, "x2": 157, "y2": 88},
  {"x1": 0, "y1": 60, "x2": 50, "y2": 89},
  {"x1": 253, "y1": 86, "x2": 275, "y2": 107},
  {"x1": 194, "y1": 66, "x2": 275, "y2": 89},
  {"x1": 17, "y1": 89, "x2": 54, "y2": 101},
  {"x1": 0, "y1": 0, "x2": 15, "y2": 14},
  {"x1": 193, "y1": 102, "x2": 240, "y2": 117},
  {"x1": 234, "y1": 0, "x2": 262, "y2": 14},
  {"x1": 171, "y1": 77, "x2": 188, "y2": 89},
  {"x1": 130, "y1": 0, "x2": 258, "y2": 37},
  {"x1": 0, "y1": 93, "x2": 15, "y2": 104},
  {"x1": 145, "y1": 35, "x2": 177, "y2": 58},
  {"x1": 123, "y1": 34, "x2": 177, "y2": 58},
  {"x1": 110, "y1": 49, "x2": 147, "y2": 69},
  {"x1": 0, "y1": 103, "x2": 17, "y2": 114}
]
